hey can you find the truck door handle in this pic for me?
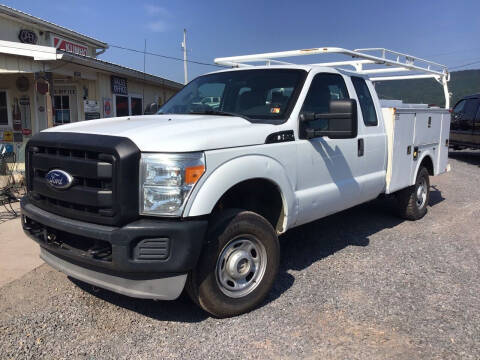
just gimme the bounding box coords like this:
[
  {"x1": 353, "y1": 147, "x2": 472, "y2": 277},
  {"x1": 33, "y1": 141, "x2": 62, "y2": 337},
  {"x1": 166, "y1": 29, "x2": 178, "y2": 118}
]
[{"x1": 358, "y1": 138, "x2": 364, "y2": 157}]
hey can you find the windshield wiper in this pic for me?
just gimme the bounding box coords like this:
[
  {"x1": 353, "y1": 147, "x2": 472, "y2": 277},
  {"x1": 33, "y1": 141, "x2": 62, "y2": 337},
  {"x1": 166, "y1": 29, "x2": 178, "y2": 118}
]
[{"x1": 189, "y1": 110, "x2": 252, "y2": 121}]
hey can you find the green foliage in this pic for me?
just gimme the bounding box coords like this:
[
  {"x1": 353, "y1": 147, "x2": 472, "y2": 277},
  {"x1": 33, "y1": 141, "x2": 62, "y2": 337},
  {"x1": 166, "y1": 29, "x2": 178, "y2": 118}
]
[{"x1": 374, "y1": 69, "x2": 480, "y2": 108}]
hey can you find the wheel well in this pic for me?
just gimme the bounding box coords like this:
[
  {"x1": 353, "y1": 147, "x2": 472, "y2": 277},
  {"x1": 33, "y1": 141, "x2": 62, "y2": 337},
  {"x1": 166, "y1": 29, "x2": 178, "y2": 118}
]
[
  {"x1": 212, "y1": 178, "x2": 285, "y2": 233},
  {"x1": 420, "y1": 156, "x2": 434, "y2": 175}
]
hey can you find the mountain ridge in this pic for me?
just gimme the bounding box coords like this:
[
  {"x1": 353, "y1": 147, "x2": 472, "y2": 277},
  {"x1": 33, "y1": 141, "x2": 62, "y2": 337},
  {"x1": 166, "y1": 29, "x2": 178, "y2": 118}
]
[{"x1": 374, "y1": 69, "x2": 480, "y2": 108}]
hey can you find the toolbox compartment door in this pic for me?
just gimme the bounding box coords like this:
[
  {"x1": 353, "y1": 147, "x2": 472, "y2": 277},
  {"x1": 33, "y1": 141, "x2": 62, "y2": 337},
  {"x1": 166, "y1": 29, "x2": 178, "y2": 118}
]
[{"x1": 384, "y1": 108, "x2": 415, "y2": 194}]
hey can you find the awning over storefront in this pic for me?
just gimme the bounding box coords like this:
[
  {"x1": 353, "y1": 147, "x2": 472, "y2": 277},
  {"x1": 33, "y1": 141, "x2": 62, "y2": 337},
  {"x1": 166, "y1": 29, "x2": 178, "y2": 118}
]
[{"x1": 0, "y1": 40, "x2": 182, "y2": 90}]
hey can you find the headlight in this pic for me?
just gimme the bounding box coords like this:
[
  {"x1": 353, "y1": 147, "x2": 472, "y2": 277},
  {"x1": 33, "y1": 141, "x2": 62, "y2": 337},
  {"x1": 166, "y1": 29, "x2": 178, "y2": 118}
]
[{"x1": 140, "y1": 152, "x2": 205, "y2": 216}]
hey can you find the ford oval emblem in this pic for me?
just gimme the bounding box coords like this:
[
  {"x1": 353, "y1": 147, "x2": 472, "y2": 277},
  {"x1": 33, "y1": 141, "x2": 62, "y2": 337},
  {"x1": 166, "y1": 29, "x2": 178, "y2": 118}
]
[{"x1": 45, "y1": 169, "x2": 74, "y2": 190}]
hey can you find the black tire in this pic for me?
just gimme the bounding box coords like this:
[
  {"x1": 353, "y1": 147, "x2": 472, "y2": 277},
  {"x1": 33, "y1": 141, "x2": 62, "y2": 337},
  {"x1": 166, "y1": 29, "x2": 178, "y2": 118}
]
[
  {"x1": 395, "y1": 166, "x2": 430, "y2": 220},
  {"x1": 186, "y1": 209, "x2": 280, "y2": 318}
]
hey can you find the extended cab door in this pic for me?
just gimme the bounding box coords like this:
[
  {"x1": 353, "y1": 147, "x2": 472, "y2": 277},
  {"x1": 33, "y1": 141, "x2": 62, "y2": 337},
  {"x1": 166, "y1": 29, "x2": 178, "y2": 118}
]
[{"x1": 294, "y1": 72, "x2": 386, "y2": 226}]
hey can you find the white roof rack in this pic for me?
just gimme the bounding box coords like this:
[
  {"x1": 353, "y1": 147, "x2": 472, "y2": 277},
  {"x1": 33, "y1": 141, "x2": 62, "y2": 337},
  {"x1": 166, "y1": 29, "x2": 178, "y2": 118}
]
[{"x1": 214, "y1": 47, "x2": 451, "y2": 108}]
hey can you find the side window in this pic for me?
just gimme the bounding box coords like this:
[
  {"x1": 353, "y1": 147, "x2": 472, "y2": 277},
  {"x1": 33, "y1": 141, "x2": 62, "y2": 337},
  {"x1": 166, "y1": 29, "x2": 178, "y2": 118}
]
[
  {"x1": 452, "y1": 99, "x2": 466, "y2": 115},
  {"x1": 463, "y1": 99, "x2": 479, "y2": 120},
  {"x1": 451, "y1": 99, "x2": 466, "y2": 130},
  {"x1": 351, "y1": 77, "x2": 378, "y2": 126},
  {"x1": 301, "y1": 73, "x2": 349, "y2": 130}
]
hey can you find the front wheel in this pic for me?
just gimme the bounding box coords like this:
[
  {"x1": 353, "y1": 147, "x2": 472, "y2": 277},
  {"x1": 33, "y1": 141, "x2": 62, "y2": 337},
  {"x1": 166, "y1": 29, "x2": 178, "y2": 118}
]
[
  {"x1": 186, "y1": 210, "x2": 280, "y2": 318},
  {"x1": 395, "y1": 166, "x2": 430, "y2": 220}
]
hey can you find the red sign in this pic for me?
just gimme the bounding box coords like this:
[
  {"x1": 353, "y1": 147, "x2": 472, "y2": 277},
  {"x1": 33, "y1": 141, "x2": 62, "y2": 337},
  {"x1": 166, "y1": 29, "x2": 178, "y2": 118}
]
[
  {"x1": 103, "y1": 98, "x2": 112, "y2": 117},
  {"x1": 53, "y1": 36, "x2": 88, "y2": 56}
]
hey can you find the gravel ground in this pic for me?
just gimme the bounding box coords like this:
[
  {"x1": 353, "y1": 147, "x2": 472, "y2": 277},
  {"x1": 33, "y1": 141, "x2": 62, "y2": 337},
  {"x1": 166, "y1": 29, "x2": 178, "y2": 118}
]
[{"x1": 1, "y1": 151, "x2": 479, "y2": 360}]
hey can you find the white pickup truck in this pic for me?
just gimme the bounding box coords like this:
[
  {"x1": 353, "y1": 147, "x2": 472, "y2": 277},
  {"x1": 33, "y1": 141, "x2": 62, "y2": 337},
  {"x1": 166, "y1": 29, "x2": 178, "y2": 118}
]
[{"x1": 21, "y1": 47, "x2": 451, "y2": 317}]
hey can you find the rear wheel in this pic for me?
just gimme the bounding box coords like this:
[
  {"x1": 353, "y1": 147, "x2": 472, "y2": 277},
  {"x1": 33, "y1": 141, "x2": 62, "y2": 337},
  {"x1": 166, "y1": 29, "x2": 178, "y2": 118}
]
[
  {"x1": 395, "y1": 166, "x2": 430, "y2": 220},
  {"x1": 187, "y1": 209, "x2": 280, "y2": 318}
]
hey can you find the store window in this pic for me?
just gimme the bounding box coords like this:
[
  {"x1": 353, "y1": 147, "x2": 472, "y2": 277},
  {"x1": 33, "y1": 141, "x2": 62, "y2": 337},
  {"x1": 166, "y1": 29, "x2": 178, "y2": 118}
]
[
  {"x1": 115, "y1": 95, "x2": 129, "y2": 117},
  {"x1": 131, "y1": 97, "x2": 143, "y2": 115},
  {"x1": 54, "y1": 95, "x2": 71, "y2": 125},
  {"x1": 0, "y1": 91, "x2": 8, "y2": 126},
  {"x1": 115, "y1": 95, "x2": 143, "y2": 116}
]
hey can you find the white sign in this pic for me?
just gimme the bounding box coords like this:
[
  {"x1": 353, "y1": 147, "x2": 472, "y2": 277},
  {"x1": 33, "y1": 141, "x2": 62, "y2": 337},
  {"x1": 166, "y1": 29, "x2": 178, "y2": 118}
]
[
  {"x1": 54, "y1": 88, "x2": 76, "y2": 96},
  {"x1": 84, "y1": 100, "x2": 100, "y2": 113}
]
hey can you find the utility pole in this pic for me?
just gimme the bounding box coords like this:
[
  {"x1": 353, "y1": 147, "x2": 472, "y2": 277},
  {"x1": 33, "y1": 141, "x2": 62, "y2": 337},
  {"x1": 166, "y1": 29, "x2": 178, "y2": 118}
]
[{"x1": 181, "y1": 29, "x2": 188, "y2": 84}]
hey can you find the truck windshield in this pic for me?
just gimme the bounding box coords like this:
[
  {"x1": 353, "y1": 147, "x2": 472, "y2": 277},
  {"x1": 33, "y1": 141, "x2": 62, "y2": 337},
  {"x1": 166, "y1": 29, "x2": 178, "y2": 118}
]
[{"x1": 158, "y1": 69, "x2": 306, "y2": 122}]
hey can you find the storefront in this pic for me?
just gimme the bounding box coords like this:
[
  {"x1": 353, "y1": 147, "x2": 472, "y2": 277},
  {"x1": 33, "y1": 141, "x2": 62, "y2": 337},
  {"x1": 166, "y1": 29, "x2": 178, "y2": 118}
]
[{"x1": 0, "y1": 5, "x2": 182, "y2": 163}]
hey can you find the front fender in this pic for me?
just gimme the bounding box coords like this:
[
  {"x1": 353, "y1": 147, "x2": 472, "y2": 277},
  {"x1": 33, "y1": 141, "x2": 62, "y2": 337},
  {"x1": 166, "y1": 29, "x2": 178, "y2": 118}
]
[{"x1": 184, "y1": 154, "x2": 297, "y2": 231}]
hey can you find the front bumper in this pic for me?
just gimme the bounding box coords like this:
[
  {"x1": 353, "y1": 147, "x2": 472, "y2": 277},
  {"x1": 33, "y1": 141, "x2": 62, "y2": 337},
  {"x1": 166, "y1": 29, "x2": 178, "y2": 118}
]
[{"x1": 21, "y1": 197, "x2": 208, "y2": 299}]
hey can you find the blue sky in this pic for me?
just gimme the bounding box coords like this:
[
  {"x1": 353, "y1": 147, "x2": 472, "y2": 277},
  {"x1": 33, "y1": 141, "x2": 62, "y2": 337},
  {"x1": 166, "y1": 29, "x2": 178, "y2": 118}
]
[{"x1": 3, "y1": 0, "x2": 480, "y2": 84}]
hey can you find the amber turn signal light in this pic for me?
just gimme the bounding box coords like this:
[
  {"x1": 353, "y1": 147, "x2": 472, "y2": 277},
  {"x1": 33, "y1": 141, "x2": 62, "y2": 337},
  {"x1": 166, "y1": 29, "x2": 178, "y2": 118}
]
[{"x1": 185, "y1": 165, "x2": 205, "y2": 185}]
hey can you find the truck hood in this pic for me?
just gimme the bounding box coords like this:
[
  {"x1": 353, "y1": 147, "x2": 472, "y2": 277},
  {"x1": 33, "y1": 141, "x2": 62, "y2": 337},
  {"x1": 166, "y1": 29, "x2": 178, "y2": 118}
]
[{"x1": 44, "y1": 114, "x2": 278, "y2": 152}]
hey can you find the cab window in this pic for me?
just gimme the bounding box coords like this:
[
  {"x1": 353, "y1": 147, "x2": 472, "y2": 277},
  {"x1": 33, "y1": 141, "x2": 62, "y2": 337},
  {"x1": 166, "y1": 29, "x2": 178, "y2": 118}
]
[
  {"x1": 301, "y1": 73, "x2": 349, "y2": 130},
  {"x1": 351, "y1": 77, "x2": 378, "y2": 126}
]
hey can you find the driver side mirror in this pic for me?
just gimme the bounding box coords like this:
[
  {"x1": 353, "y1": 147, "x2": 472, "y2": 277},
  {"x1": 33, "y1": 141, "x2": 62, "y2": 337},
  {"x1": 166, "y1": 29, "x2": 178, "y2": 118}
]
[
  {"x1": 300, "y1": 99, "x2": 358, "y2": 139},
  {"x1": 144, "y1": 102, "x2": 159, "y2": 115}
]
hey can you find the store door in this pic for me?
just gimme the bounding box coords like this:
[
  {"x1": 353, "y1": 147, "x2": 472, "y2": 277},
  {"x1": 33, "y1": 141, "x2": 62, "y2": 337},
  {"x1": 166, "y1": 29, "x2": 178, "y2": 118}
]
[{"x1": 53, "y1": 87, "x2": 78, "y2": 125}]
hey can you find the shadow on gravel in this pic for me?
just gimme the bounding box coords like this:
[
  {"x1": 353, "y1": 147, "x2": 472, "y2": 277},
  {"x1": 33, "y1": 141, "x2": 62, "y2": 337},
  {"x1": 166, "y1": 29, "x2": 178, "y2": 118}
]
[
  {"x1": 266, "y1": 192, "x2": 444, "y2": 304},
  {"x1": 70, "y1": 277, "x2": 209, "y2": 323},
  {"x1": 429, "y1": 185, "x2": 445, "y2": 207},
  {"x1": 71, "y1": 191, "x2": 445, "y2": 322},
  {"x1": 278, "y1": 198, "x2": 398, "y2": 272},
  {"x1": 449, "y1": 150, "x2": 480, "y2": 166}
]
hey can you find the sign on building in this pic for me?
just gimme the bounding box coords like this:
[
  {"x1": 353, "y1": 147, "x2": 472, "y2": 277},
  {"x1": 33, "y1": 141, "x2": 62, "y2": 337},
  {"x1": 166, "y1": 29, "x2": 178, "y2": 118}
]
[
  {"x1": 53, "y1": 36, "x2": 88, "y2": 56},
  {"x1": 103, "y1": 98, "x2": 113, "y2": 117},
  {"x1": 18, "y1": 29, "x2": 37, "y2": 44},
  {"x1": 84, "y1": 100, "x2": 100, "y2": 120},
  {"x1": 111, "y1": 76, "x2": 128, "y2": 95}
]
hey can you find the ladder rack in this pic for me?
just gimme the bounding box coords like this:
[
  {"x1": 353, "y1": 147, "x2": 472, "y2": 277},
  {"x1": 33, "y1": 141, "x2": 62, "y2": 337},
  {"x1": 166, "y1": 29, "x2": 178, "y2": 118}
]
[{"x1": 214, "y1": 47, "x2": 451, "y2": 108}]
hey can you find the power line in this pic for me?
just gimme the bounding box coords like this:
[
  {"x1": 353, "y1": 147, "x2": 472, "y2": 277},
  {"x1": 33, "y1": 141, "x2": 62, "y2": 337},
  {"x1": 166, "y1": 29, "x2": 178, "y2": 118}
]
[
  {"x1": 450, "y1": 59, "x2": 480, "y2": 70},
  {"x1": 108, "y1": 43, "x2": 227, "y2": 68},
  {"x1": 429, "y1": 47, "x2": 480, "y2": 57}
]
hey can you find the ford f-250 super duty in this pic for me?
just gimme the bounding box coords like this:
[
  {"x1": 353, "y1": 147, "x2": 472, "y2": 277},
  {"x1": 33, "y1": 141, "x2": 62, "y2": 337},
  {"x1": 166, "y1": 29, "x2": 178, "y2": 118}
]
[{"x1": 21, "y1": 47, "x2": 451, "y2": 317}]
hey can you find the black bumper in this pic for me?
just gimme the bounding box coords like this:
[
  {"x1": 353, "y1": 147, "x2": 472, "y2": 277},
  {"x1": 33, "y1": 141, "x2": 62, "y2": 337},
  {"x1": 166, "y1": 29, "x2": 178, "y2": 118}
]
[{"x1": 21, "y1": 197, "x2": 208, "y2": 278}]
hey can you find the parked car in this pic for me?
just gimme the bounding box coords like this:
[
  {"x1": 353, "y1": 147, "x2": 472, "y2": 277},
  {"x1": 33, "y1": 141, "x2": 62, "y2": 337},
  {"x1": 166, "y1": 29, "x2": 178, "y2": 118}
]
[
  {"x1": 450, "y1": 94, "x2": 480, "y2": 150},
  {"x1": 192, "y1": 96, "x2": 221, "y2": 109},
  {"x1": 21, "y1": 47, "x2": 451, "y2": 318}
]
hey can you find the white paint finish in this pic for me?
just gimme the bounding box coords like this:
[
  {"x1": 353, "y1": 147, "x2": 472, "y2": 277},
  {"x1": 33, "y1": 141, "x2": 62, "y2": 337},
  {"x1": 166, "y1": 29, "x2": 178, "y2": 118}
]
[
  {"x1": 384, "y1": 107, "x2": 450, "y2": 193},
  {"x1": 414, "y1": 112, "x2": 442, "y2": 146},
  {"x1": 44, "y1": 114, "x2": 277, "y2": 152},
  {"x1": 41, "y1": 64, "x2": 451, "y2": 233},
  {"x1": 385, "y1": 112, "x2": 416, "y2": 193},
  {"x1": 293, "y1": 69, "x2": 387, "y2": 226},
  {"x1": 186, "y1": 143, "x2": 298, "y2": 231}
]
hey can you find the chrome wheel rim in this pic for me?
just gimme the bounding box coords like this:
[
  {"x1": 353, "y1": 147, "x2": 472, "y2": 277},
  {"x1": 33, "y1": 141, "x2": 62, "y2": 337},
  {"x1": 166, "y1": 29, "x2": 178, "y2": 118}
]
[
  {"x1": 216, "y1": 235, "x2": 267, "y2": 298},
  {"x1": 416, "y1": 177, "x2": 428, "y2": 209}
]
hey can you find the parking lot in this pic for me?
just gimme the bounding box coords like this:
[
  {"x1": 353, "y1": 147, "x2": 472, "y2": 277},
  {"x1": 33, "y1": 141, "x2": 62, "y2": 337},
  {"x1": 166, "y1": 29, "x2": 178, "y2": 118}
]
[{"x1": 1, "y1": 151, "x2": 479, "y2": 360}]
